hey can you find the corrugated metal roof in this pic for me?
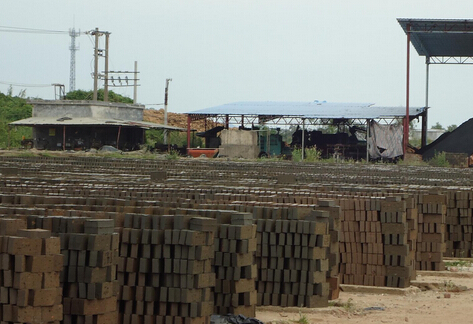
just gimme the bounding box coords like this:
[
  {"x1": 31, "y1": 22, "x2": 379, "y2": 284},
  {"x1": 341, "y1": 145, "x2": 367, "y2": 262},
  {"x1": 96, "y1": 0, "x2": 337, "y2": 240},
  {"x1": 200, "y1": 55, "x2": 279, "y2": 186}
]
[
  {"x1": 9, "y1": 117, "x2": 185, "y2": 131},
  {"x1": 398, "y1": 18, "x2": 473, "y2": 57},
  {"x1": 187, "y1": 101, "x2": 425, "y2": 119}
]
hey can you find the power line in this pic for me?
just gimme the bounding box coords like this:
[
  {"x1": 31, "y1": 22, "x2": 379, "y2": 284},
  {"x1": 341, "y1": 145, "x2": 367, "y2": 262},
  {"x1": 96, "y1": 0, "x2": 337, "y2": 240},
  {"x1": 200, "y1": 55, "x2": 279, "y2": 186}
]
[
  {"x1": 0, "y1": 25, "x2": 72, "y2": 35},
  {"x1": 0, "y1": 81, "x2": 54, "y2": 88}
]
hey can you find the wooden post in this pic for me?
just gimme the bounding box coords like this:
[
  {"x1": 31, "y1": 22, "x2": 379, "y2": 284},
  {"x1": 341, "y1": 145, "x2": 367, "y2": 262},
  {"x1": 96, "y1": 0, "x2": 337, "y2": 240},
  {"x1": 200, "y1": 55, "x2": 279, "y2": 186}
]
[{"x1": 117, "y1": 126, "x2": 122, "y2": 149}]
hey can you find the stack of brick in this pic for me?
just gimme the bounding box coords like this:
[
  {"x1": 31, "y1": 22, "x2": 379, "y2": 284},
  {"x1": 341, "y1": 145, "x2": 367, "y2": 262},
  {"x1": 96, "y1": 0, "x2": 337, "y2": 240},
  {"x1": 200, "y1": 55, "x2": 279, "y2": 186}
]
[
  {"x1": 381, "y1": 197, "x2": 412, "y2": 288},
  {"x1": 0, "y1": 224, "x2": 63, "y2": 324},
  {"x1": 25, "y1": 216, "x2": 119, "y2": 324},
  {"x1": 417, "y1": 193, "x2": 447, "y2": 271},
  {"x1": 445, "y1": 190, "x2": 472, "y2": 258},
  {"x1": 255, "y1": 216, "x2": 330, "y2": 308},
  {"x1": 339, "y1": 198, "x2": 385, "y2": 286},
  {"x1": 214, "y1": 213, "x2": 257, "y2": 317},
  {"x1": 61, "y1": 219, "x2": 119, "y2": 324},
  {"x1": 118, "y1": 214, "x2": 216, "y2": 324},
  {"x1": 405, "y1": 195, "x2": 418, "y2": 280},
  {"x1": 311, "y1": 200, "x2": 341, "y2": 300}
]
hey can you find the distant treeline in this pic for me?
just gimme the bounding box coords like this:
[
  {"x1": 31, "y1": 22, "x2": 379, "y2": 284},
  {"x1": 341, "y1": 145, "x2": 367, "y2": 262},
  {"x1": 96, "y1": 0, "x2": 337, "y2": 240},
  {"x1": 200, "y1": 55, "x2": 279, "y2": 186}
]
[{"x1": 0, "y1": 90, "x2": 32, "y2": 148}]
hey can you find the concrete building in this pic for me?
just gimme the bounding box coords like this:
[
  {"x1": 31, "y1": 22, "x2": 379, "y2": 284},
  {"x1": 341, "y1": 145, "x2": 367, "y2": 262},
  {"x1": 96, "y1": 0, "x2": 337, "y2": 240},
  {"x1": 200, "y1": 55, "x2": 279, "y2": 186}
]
[
  {"x1": 410, "y1": 128, "x2": 445, "y2": 144},
  {"x1": 10, "y1": 100, "x2": 182, "y2": 151}
]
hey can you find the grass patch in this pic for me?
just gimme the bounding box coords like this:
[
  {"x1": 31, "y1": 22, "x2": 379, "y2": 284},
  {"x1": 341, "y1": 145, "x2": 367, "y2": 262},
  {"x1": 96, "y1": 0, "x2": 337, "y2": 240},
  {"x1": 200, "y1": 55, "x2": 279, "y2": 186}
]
[
  {"x1": 328, "y1": 298, "x2": 357, "y2": 313},
  {"x1": 165, "y1": 149, "x2": 180, "y2": 160},
  {"x1": 427, "y1": 151, "x2": 450, "y2": 168},
  {"x1": 291, "y1": 310, "x2": 308, "y2": 324},
  {"x1": 292, "y1": 147, "x2": 321, "y2": 162},
  {"x1": 445, "y1": 259, "x2": 472, "y2": 268}
]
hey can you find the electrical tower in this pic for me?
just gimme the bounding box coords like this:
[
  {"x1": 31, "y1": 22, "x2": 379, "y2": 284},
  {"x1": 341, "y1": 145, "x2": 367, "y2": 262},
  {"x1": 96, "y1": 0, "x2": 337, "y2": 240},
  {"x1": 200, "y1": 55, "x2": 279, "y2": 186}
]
[{"x1": 69, "y1": 28, "x2": 80, "y2": 92}]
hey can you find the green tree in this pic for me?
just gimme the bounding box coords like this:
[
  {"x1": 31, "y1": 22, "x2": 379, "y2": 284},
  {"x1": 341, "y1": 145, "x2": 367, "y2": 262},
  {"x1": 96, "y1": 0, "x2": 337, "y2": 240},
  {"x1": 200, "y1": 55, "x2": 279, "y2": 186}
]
[
  {"x1": 0, "y1": 91, "x2": 33, "y2": 148},
  {"x1": 65, "y1": 89, "x2": 133, "y2": 104},
  {"x1": 432, "y1": 122, "x2": 443, "y2": 130},
  {"x1": 446, "y1": 124, "x2": 457, "y2": 132}
]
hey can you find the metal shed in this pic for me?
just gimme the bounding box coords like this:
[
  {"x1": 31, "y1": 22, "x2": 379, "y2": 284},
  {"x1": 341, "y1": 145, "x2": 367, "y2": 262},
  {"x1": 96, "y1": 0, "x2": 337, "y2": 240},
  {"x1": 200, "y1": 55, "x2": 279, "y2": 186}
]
[
  {"x1": 187, "y1": 101, "x2": 425, "y2": 160},
  {"x1": 398, "y1": 18, "x2": 473, "y2": 151}
]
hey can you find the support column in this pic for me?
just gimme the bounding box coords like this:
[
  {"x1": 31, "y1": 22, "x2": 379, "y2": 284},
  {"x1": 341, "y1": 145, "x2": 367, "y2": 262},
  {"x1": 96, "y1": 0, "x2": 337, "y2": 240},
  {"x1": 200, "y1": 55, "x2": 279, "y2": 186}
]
[
  {"x1": 403, "y1": 23, "x2": 411, "y2": 159},
  {"x1": 422, "y1": 57, "x2": 430, "y2": 148},
  {"x1": 7, "y1": 126, "x2": 11, "y2": 150},
  {"x1": 366, "y1": 119, "x2": 370, "y2": 162},
  {"x1": 225, "y1": 115, "x2": 229, "y2": 129},
  {"x1": 116, "y1": 126, "x2": 122, "y2": 149},
  {"x1": 187, "y1": 115, "x2": 191, "y2": 149},
  {"x1": 302, "y1": 118, "x2": 305, "y2": 160},
  {"x1": 421, "y1": 110, "x2": 428, "y2": 148}
]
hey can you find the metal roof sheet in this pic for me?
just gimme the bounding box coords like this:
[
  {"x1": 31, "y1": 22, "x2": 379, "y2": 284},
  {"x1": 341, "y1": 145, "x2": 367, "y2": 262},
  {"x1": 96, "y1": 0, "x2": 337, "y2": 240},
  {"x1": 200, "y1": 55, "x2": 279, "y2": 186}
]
[
  {"x1": 398, "y1": 18, "x2": 473, "y2": 57},
  {"x1": 188, "y1": 101, "x2": 425, "y2": 119},
  {"x1": 9, "y1": 117, "x2": 185, "y2": 131}
]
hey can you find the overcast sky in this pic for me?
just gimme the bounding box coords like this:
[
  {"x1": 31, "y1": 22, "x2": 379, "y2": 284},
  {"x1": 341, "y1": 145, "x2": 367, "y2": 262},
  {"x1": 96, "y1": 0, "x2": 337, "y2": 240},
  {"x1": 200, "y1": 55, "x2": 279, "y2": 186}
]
[{"x1": 2, "y1": 1, "x2": 473, "y2": 128}]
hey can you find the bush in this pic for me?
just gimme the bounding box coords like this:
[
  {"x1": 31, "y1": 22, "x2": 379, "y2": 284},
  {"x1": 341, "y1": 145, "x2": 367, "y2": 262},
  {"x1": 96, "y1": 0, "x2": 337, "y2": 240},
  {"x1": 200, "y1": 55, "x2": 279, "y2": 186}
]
[
  {"x1": 292, "y1": 148, "x2": 303, "y2": 162},
  {"x1": 305, "y1": 147, "x2": 322, "y2": 162},
  {"x1": 428, "y1": 151, "x2": 450, "y2": 168},
  {"x1": 291, "y1": 147, "x2": 321, "y2": 162}
]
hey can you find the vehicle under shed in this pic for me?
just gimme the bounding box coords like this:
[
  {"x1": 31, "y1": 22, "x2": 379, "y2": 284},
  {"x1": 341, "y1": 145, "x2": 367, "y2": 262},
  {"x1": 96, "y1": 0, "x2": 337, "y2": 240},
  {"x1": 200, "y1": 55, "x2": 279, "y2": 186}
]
[{"x1": 187, "y1": 101, "x2": 426, "y2": 160}]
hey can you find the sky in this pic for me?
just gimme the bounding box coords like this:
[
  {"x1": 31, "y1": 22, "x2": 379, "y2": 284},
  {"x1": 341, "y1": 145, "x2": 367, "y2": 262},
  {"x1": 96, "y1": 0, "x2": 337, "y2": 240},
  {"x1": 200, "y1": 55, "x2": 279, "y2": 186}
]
[{"x1": 2, "y1": 0, "x2": 473, "y2": 129}]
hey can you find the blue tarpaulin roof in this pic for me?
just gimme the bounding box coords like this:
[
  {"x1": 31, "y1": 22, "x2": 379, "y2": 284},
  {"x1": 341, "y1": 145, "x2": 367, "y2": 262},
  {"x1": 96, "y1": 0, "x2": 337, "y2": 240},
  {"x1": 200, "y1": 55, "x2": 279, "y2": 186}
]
[{"x1": 188, "y1": 101, "x2": 425, "y2": 119}]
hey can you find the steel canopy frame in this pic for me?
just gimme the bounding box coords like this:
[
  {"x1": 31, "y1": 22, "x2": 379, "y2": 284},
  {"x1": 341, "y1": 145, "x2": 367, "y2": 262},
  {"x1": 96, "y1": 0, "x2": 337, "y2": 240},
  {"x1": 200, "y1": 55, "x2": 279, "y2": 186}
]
[
  {"x1": 185, "y1": 112, "x2": 419, "y2": 157},
  {"x1": 398, "y1": 18, "x2": 473, "y2": 153},
  {"x1": 187, "y1": 114, "x2": 404, "y2": 128}
]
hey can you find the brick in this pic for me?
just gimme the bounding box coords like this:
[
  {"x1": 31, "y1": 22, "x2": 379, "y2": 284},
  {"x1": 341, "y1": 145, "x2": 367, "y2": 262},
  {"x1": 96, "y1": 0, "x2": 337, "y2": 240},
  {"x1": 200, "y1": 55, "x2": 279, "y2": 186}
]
[
  {"x1": 12, "y1": 305, "x2": 42, "y2": 322},
  {"x1": 0, "y1": 218, "x2": 26, "y2": 236},
  {"x1": 68, "y1": 234, "x2": 89, "y2": 250},
  {"x1": 189, "y1": 217, "x2": 217, "y2": 232},
  {"x1": 26, "y1": 254, "x2": 63, "y2": 273},
  {"x1": 28, "y1": 288, "x2": 62, "y2": 306},
  {"x1": 17, "y1": 228, "x2": 52, "y2": 239},
  {"x1": 88, "y1": 234, "x2": 112, "y2": 251},
  {"x1": 8, "y1": 237, "x2": 42, "y2": 255},
  {"x1": 232, "y1": 279, "x2": 255, "y2": 293},
  {"x1": 43, "y1": 272, "x2": 61, "y2": 288},
  {"x1": 70, "y1": 296, "x2": 117, "y2": 315},
  {"x1": 41, "y1": 304, "x2": 64, "y2": 322},
  {"x1": 13, "y1": 272, "x2": 42, "y2": 290}
]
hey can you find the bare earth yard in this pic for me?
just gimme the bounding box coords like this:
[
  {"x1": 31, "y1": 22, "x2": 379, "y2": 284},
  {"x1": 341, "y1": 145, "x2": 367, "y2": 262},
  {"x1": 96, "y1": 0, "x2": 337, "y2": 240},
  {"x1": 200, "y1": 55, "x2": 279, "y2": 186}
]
[{"x1": 256, "y1": 272, "x2": 473, "y2": 324}]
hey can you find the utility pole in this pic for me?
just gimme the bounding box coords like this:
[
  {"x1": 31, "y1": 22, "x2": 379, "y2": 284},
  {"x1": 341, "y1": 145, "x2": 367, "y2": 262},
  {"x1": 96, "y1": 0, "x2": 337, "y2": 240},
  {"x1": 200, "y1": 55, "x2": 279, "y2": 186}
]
[
  {"x1": 93, "y1": 28, "x2": 99, "y2": 101},
  {"x1": 87, "y1": 28, "x2": 110, "y2": 101},
  {"x1": 133, "y1": 61, "x2": 138, "y2": 104},
  {"x1": 104, "y1": 33, "x2": 110, "y2": 102},
  {"x1": 163, "y1": 78, "x2": 172, "y2": 145},
  {"x1": 69, "y1": 28, "x2": 80, "y2": 92}
]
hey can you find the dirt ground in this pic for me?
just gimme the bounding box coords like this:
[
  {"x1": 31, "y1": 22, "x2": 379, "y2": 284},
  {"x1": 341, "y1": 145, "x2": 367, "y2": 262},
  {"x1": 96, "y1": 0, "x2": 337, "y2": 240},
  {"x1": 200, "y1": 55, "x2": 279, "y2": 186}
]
[{"x1": 256, "y1": 272, "x2": 473, "y2": 324}]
